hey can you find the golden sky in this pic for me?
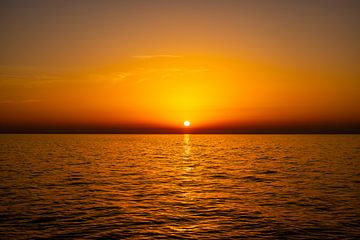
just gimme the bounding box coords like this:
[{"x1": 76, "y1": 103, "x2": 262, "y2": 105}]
[{"x1": 1, "y1": 0, "x2": 359, "y2": 132}]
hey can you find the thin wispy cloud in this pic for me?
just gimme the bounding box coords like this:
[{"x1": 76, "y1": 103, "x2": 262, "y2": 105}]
[
  {"x1": 93, "y1": 71, "x2": 133, "y2": 84},
  {"x1": 109, "y1": 72, "x2": 131, "y2": 83},
  {"x1": 0, "y1": 66, "x2": 61, "y2": 85},
  {"x1": 96, "y1": 67, "x2": 211, "y2": 85},
  {"x1": 132, "y1": 55, "x2": 183, "y2": 59}
]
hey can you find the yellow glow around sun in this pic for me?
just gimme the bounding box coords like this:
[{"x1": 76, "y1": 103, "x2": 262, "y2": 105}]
[{"x1": 184, "y1": 120, "x2": 191, "y2": 127}]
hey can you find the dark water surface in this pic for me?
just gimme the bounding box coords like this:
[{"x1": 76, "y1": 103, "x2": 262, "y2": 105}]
[{"x1": 0, "y1": 134, "x2": 359, "y2": 239}]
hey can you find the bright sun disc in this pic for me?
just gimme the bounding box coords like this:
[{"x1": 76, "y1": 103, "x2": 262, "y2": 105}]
[{"x1": 184, "y1": 120, "x2": 191, "y2": 127}]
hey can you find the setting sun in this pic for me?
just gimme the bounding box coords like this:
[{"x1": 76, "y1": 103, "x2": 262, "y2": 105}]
[{"x1": 184, "y1": 121, "x2": 191, "y2": 127}]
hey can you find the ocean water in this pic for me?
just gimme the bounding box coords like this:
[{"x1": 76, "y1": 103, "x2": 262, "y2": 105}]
[{"x1": 0, "y1": 134, "x2": 359, "y2": 239}]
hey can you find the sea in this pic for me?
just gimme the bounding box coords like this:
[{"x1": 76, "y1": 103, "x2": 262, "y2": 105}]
[{"x1": 0, "y1": 134, "x2": 359, "y2": 239}]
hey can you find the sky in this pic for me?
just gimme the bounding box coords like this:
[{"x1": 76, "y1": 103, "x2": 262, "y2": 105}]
[{"x1": 0, "y1": 0, "x2": 359, "y2": 133}]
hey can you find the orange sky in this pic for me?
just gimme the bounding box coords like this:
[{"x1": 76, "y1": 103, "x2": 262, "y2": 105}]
[{"x1": 1, "y1": 0, "x2": 359, "y2": 132}]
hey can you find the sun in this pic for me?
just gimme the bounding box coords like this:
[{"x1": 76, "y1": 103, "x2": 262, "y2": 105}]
[{"x1": 184, "y1": 120, "x2": 191, "y2": 127}]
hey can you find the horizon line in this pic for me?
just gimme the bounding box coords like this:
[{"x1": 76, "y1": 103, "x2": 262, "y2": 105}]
[{"x1": 1, "y1": 129, "x2": 359, "y2": 134}]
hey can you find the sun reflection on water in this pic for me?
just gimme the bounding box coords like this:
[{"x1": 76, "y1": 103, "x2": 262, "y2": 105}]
[{"x1": 183, "y1": 134, "x2": 191, "y2": 161}]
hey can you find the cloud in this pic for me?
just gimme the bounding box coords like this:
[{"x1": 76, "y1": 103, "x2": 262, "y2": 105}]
[
  {"x1": 147, "y1": 67, "x2": 209, "y2": 74},
  {"x1": 91, "y1": 63, "x2": 210, "y2": 86},
  {"x1": 148, "y1": 68, "x2": 183, "y2": 73},
  {"x1": 132, "y1": 55, "x2": 183, "y2": 59},
  {"x1": 0, "y1": 66, "x2": 61, "y2": 85},
  {"x1": 98, "y1": 67, "x2": 211, "y2": 85},
  {"x1": 107, "y1": 72, "x2": 131, "y2": 84},
  {"x1": 93, "y1": 71, "x2": 133, "y2": 84}
]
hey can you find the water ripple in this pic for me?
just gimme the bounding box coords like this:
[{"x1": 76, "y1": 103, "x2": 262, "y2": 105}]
[{"x1": 0, "y1": 134, "x2": 359, "y2": 239}]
